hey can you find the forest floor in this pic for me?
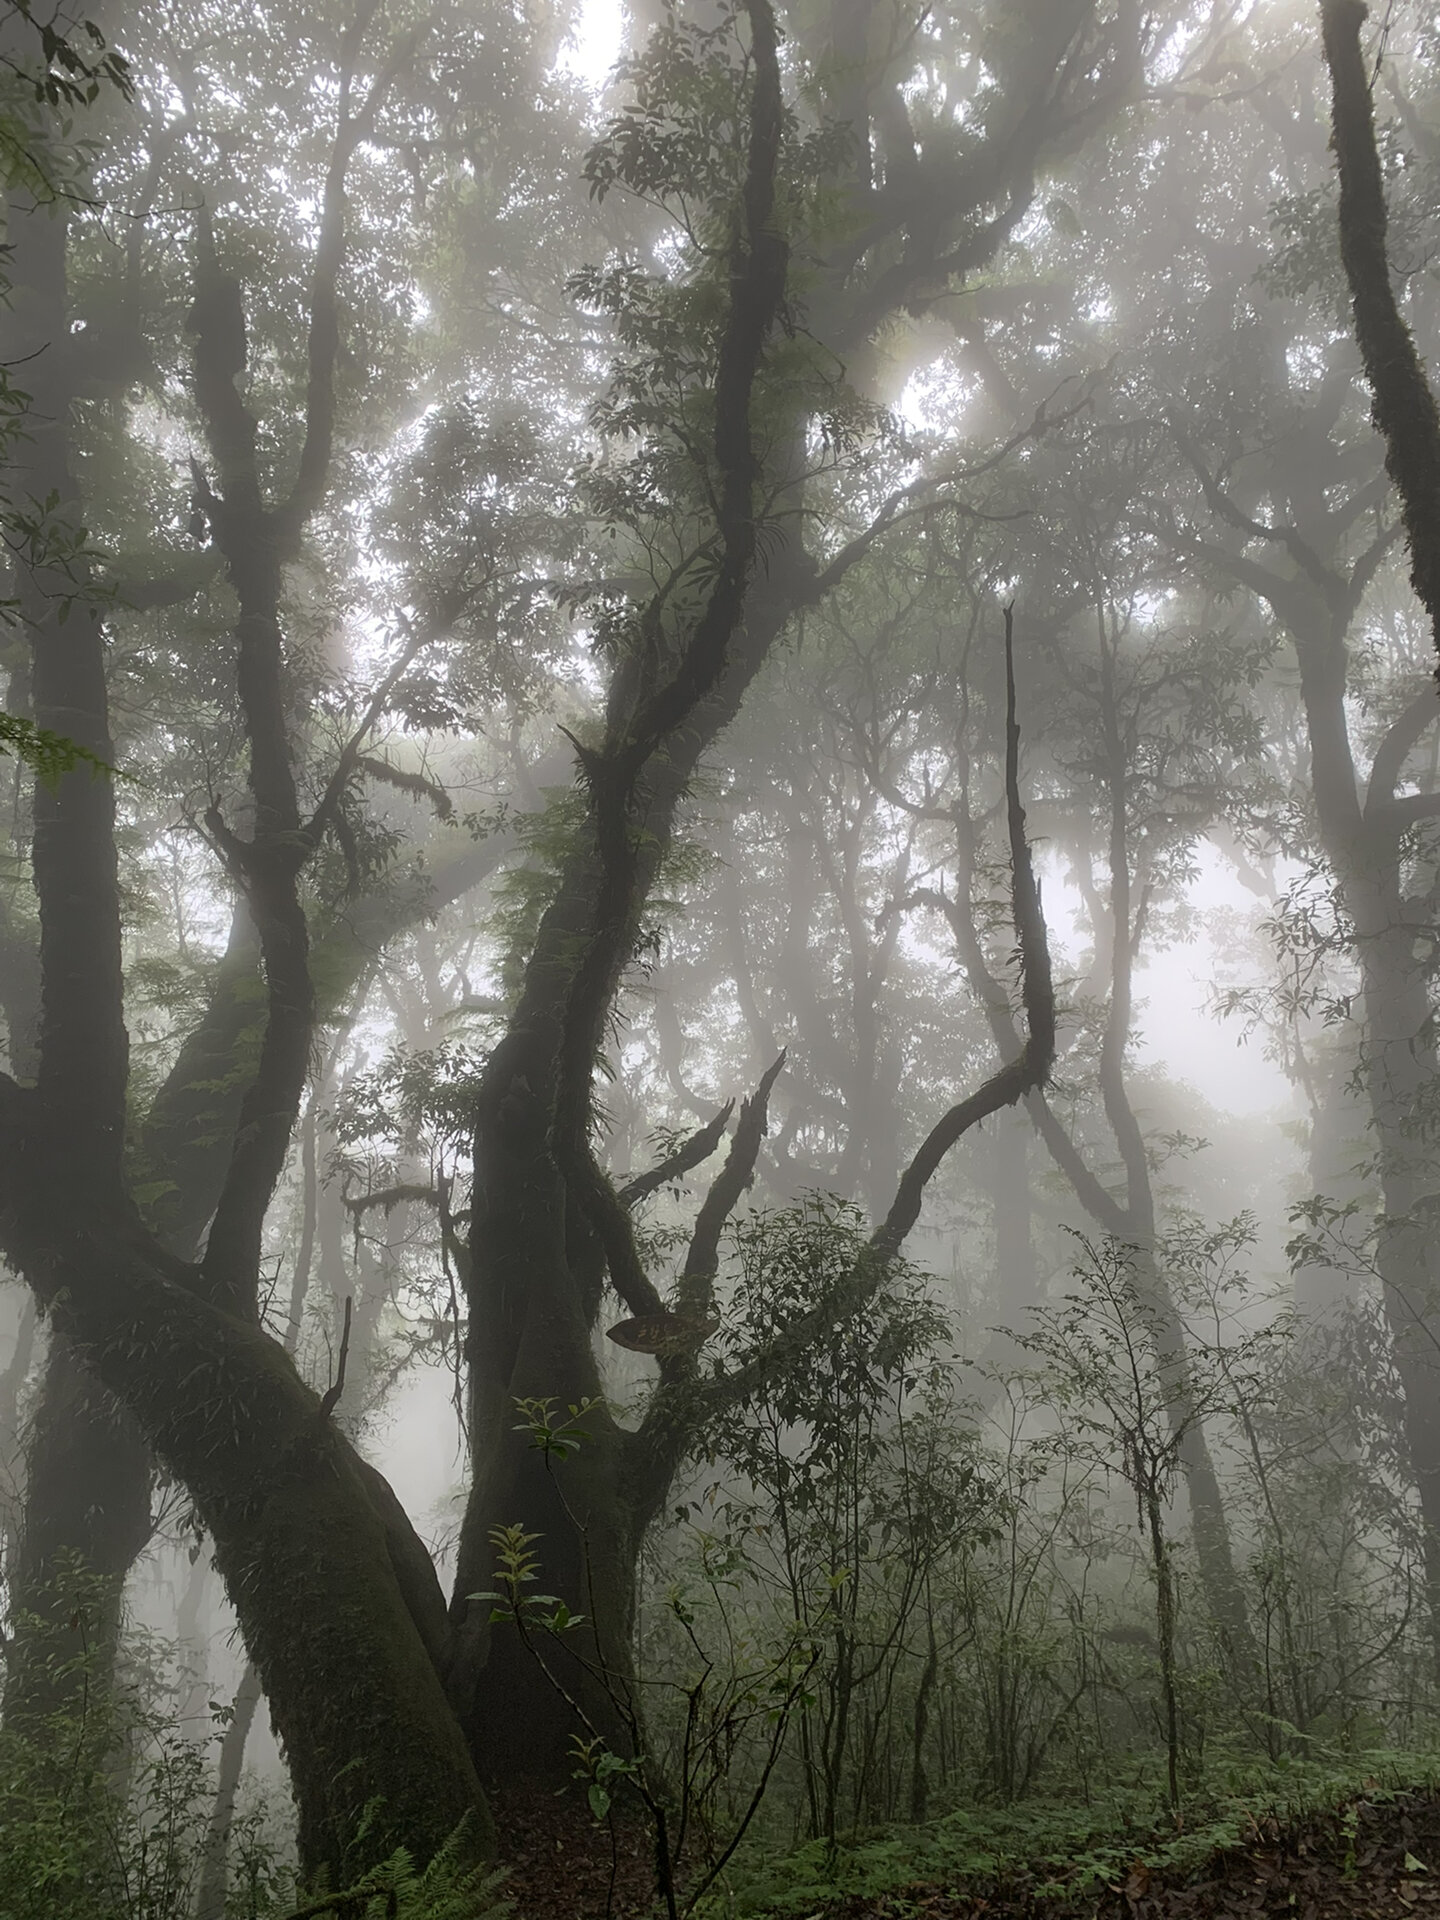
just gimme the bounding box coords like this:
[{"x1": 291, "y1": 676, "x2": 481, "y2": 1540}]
[
  {"x1": 493, "y1": 1763, "x2": 1440, "y2": 1920},
  {"x1": 488, "y1": 1781, "x2": 660, "y2": 1920},
  {"x1": 813, "y1": 1788, "x2": 1440, "y2": 1920}
]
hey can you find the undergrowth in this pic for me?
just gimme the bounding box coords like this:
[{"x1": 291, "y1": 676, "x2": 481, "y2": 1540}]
[
  {"x1": 704, "y1": 1748, "x2": 1440, "y2": 1917},
  {"x1": 0, "y1": 1574, "x2": 509, "y2": 1920}
]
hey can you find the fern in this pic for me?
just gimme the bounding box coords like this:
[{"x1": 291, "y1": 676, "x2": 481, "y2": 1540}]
[{"x1": 283, "y1": 1823, "x2": 511, "y2": 1920}]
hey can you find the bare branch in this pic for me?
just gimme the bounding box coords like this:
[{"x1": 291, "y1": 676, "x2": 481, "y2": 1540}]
[
  {"x1": 617, "y1": 1102, "x2": 735, "y2": 1209},
  {"x1": 673, "y1": 1050, "x2": 787, "y2": 1322},
  {"x1": 317, "y1": 1295, "x2": 352, "y2": 1422},
  {"x1": 870, "y1": 607, "x2": 1055, "y2": 1258},
  {"x1": 577, "y1": 1154, "x2": 669, "y2": 1323}
]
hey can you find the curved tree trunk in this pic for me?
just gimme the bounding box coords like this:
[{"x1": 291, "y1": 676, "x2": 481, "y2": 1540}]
[
  {"x1": 0, "y1": 71, "x2": 495, "y2": 1868},
  {"x1": 0, "y1": 1176, "x2": 494, "y2": 1876}
]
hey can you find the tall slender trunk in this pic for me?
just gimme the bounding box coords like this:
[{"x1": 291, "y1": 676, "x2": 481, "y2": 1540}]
[
  {"x1": 1350, "y1": 882, "x2": 1440, "y2": 1664},
  {"x1": 1297, "y1": 1032, "x2": 1368, "y2": 1316},
  {"x1": 1314, "y1": 20, "x2": 1440, "y2": 1640},
  {"x1": 1289, "y1": 587, "x2": 1440, "y2": 1667},
  {"x1": 1093, "y1": 609, "x2": 1254, "y2": 1669},
  {"x1": 1144, "y1": 1481, "x2": 1180, "y2": 1812},
  {"x1": 0, "y1": 180, "x2": 152, "y2": 1728},
  {"x1": 194, "y1": 1662, "x2": 263, "y2": 1920}
]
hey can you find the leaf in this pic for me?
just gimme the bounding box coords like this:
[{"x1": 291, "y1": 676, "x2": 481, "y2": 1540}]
[
  {"x1": 1405, "y1": 1853, "x2": 1428, "y2": 1874},
  {"x1": 0, "y1": 711, "x2": 114, "y2": 787}
]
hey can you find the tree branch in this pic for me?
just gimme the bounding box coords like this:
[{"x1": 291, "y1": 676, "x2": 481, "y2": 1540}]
[
  {"x1": 304, "y1": 619, "x2": 441, "y2": 848},
  {"x1": 871, "y1": 607, "x2": 1055, "y2": 1257},
  {"x1": 1366, "y1": 688, "x2": 1440, "y2": 816},
  {"x1": 617, "y1": 1102, "x2": 735, "y2": 1209},
  {"x1": 189, "y1": 17, "x2": 411, "y2": 1315},
  {"x1": 608, "y1": 0, "x2": 788, "y2": 778},
  {"x1": 532, "y1": 0, "x2": 793, "y2": 1186},
  {"x1": 672, "y1": 1049, "x2": 786, "y2": 1322},
  {"x1": 317, "y1": 1294, "x2": 352, "y2": 1422},
  {"x1": 624, "y1": 1051, "x2": 786, "y2": 1522},
  {"x1": 1381, "y1": 789, "x2": 1440, "y2": 832},
  {"x1": 673, "y1": 619, "x2": 1053, "y2": 1443},
  {"x1": 284, "y1": 8, "x2": 417, "y2": 532},
  {"x1": 1168, "y1": 417, "x2": 1335, "y2": 588}
]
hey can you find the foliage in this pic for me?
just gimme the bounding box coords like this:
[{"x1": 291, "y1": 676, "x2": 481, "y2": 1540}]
[
  {"x1": 0, "y1": 1572, "x2": 288, "y2": 1920},
  {"x1": 0, "y1": 709, "x2": 111, "y2": 784},
  {"x1": 13, "y1": 0, "x2": 1440, "y2": 1900},
  {"x1": 276, "y1": 1828, "x2": 510, "y2": 1920},
  {"x1": 0, "y1": 1572, "x2": 512, "y2": 1920},
  {"x1": 481, "y1": 1397, "x2": 822, "y2": 1920},
  {"x1": 708, "y1": 1751, "x2": 1440, "y2": 1918},
  {"x1": 0, "y1": 2, "x2": 131, "y2": 202}
]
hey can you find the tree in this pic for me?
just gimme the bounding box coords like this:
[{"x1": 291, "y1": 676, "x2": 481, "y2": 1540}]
[
  {"x1": 1321, "y1": 0, "x2": 1440, "y2": 677},
  {"x1": 0, "y1": 0, "x2": 1247, "y2": 1883}
]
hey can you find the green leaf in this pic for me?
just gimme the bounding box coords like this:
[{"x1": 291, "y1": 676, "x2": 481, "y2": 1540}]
[{"x1": 0, "y1": 711, "x2": 114, "y2": 787}]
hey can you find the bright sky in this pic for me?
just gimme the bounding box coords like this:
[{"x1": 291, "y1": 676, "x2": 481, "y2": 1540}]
[
  {"x1": 557, "y1": 0, "x2": 625, "y2": 89},
  {"x1": 1133, "y1": 909, "x2": 1292, "y2": 1119}
]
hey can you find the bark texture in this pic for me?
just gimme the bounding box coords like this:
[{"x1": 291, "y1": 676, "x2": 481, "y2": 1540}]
[{"x1": 1322, "y1": 0, "x2": 1440, "y2": 677}]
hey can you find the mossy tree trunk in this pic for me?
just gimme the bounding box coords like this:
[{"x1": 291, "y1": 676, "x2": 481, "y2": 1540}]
[
  {"x1": 0, "y1": 19, "x2": 496, "y2": 1876},
  {"x1": 0, "y1": 1159, "x2": 493, "y2": 1872},
  {"x1": 1320, "y1": 0, "x2": 1440, "y2": 1668},
  {"x1": 0, "y1": 177, "x2": 156, "y2": 1735},
  {"x1": 447, "y1": 0, "x2": 1150, "y2": 1790}
]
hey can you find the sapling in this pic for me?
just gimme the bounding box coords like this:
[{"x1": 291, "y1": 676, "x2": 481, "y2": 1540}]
[{"x1": 1015, "y1": 1236, "x2": 1212, "y2": 1810}]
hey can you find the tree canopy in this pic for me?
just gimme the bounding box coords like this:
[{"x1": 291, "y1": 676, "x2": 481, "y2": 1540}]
[{"x1": 7, "y1": 0, "x2": 1440, "y2": 1913}]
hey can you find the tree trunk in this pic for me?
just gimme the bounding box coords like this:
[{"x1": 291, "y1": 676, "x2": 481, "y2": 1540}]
[
  {"x1": 1290, "y1": 587, "x2": 1440, "y2": 1667},
  {"x1": 1, "y1": 1335, "x2": 151, "y2": 1733},
  {"x1": 459, "y1": 1427, "x2": 641, "y2": 1783},
  {"x1": 0, "y1": 178, "x2": 153, "y2": 1728},
  {"x1": 194, "y1": 1662, "x2": 264, "y2": 1920},
  {"x1": 1350, "y1": 878, "x2": 1440, "y2": 1665},
  {"x1": 451, "y1": 1090, "x2": 642, "y2": 1778},
  {"x1": 0, "y1": 1169, "x2": 494, "y2": 1878}
]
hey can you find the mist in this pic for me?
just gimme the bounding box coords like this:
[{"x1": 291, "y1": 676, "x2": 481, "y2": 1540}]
[{"x1": 2, "y1": 1, "x2": 1440, "y2": 1917}]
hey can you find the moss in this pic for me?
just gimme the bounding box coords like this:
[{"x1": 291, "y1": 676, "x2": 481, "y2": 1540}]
[{"x1": 217, "y1": 1436, "x2": 495, "y2": 1877}]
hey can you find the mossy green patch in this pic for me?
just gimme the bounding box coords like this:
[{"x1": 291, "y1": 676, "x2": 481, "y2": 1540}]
[{"x1": 709, "y1": 1750, "x2": 1440, "y2": 1917}]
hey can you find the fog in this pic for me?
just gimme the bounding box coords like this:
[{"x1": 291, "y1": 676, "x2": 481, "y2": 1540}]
[{"x1": 2, "y1": 1, "x2": 1439, "y2": 1917}]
